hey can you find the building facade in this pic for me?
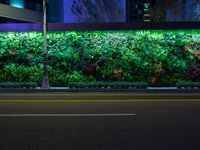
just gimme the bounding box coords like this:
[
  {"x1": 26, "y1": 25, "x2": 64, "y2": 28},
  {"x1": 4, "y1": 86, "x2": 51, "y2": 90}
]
[
  {"x1": 0, "y1": 0, "x2": 199, "y2": 23},
  {"x1": 126, "y1": 0, "x2": 152, "y2": 22}
]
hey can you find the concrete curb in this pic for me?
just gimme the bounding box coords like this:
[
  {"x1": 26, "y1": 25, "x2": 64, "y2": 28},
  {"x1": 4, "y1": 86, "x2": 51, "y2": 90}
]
[{"x1": 0, "y1": 87, "x2": 200, "y2": 93}]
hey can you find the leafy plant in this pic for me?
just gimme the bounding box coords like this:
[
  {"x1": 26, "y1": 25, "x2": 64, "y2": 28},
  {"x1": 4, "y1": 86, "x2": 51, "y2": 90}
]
[
  {"x1": 176, "y1": 81, "x2": 200, "y2": 89},
  {"x1": 0, "y1": 82, "x2": 37, "y2": 88},
  {"x1": 67, "y1": 82, "x2": 148, "y2": 89},
  {"x1": 0, "y1": 30, "x2": 199, "y2": 87}
]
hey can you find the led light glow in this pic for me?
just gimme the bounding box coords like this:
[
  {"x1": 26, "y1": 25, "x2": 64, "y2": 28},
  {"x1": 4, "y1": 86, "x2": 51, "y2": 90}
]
[{"x1": 10, "y1": 0, "x2": 24, "y2": 9}]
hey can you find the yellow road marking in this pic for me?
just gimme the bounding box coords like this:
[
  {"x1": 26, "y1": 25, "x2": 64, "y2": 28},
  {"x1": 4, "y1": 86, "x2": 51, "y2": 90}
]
[
  {"x1": 0, "y1": 100, "x2": 200, "y2": 103},
  {"x1": 1, "y1": 93, "x2": 200, "y2": 96}
]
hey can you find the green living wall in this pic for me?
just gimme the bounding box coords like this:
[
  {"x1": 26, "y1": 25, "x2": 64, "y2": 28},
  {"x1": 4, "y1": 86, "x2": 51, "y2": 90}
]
[{"x1": 0, "y1": 30, "x2": 200, "y2": 86}]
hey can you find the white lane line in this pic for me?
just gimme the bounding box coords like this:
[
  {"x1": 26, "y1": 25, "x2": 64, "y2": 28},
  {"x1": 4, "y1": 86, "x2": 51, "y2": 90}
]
[{"x1": 0, "y1": 113, "x2": 136, "y2": 117}]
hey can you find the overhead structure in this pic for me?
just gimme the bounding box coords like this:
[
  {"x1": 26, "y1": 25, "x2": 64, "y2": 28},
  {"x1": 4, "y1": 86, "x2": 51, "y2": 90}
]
[{"x1": 0, "y1": 3, "x2": 42, "y2": 22}]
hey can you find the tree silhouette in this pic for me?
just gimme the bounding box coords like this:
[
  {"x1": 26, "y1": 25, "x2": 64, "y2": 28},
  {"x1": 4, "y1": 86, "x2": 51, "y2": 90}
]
[
  {"x1": 189, "y1": 0, "x2": 200, "y2": 21},
  {"x1": 71, "y1": 0, "x2": 123, "y2": 22},
  {"x1": 150, "y1": 0, "x2": 200, "y2": 21}
]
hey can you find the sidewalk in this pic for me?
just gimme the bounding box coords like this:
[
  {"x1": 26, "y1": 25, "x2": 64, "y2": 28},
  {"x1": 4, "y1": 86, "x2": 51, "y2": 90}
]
[{"x1": 0, "y1": 87, "x2": 200, "y2": 93}]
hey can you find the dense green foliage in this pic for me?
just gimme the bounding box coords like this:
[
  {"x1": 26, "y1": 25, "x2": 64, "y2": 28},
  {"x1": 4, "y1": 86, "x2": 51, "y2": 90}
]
[
  {"x1": 176, "y1": 82, "x2": 200, "y2": 88},
  {"x1": 0, "y1": 82, "x2": 37, "y2": 88},
  {"x1": 0, "y1": 30, "x2": 199, "y2": 87},
  {"x1": 68, "y1": 82, "x2": 148, "y2": 89}
]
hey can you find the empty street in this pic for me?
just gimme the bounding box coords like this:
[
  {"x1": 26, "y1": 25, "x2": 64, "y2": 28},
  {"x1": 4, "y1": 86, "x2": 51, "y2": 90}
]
[{"x1": 0, "y1": 93, "x2": 200, "y2": 150}]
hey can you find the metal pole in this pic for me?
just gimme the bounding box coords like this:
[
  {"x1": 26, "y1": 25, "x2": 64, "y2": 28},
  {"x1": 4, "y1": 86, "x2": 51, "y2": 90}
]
[{"x1": 42, "y1": 0, "x2": 49, "y2": 89}]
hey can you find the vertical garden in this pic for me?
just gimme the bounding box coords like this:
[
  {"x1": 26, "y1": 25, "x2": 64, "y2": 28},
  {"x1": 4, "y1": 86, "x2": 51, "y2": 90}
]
[{"x1": 0, "y1": 30, "x2": 200, "y2": 88}]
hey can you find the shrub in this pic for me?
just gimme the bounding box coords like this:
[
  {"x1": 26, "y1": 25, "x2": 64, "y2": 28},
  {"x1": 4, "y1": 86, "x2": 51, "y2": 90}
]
[
  {"x1": 0, "y1": 82, "x2": 37, "y2": 88},
  {"x1": 67, "y1": 82, "x2": 148, "y2": 89},
  {"x1": 176, "y1": 81, "x2": 200, "y2": 88}
]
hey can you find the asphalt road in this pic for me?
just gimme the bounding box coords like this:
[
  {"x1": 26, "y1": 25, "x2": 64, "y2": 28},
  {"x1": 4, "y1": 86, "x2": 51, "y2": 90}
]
[{"x1": 0, "y1": 93, "x2": 200, "y2": 150}]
